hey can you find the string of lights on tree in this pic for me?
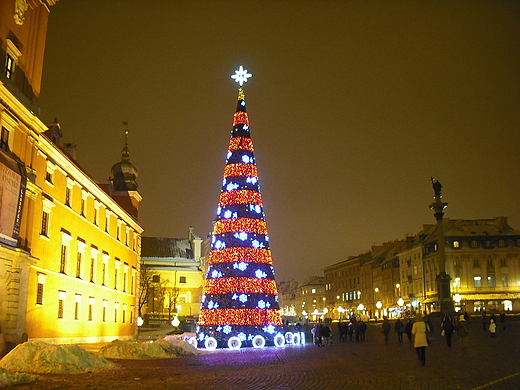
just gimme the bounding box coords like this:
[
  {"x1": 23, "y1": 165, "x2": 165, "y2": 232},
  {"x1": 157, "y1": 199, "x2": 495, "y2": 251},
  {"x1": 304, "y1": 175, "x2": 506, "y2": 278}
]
[{"x1": 193, "y1": 67, "x2": 304, "y2": 349}]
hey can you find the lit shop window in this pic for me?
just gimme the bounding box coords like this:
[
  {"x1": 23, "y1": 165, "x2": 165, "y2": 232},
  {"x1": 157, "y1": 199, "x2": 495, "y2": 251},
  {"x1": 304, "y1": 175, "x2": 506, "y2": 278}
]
[{"x1": 474, "y1": 276, "x2": 482, "y2": 288}]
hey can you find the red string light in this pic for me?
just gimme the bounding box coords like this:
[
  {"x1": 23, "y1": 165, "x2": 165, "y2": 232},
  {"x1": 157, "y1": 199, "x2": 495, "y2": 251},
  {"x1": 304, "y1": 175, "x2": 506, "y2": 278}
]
[
  {"x1": 219, "y1": 190, "x2": 262, "y2": 207},
  {"x1": 228, "y1": 137, "x2": 254, "y2": 152},
  {"x1": 198, "y1": 308, "x2": 283, "y2": 326},
  {"x1": 208, "y1": 247, "x2": 273, "y2": 265},
  {"x1": 223, "y1": 163, "x2": 258, "y2": 179},
  {"x1": 214, "y1": 218, "x2": 267, "y2": 235},
  {"x1": 233, "y1": 112, "x2": 249, "y2": 126},
  {"x1": 203, "y1": 277, "x2": 278, "y2": 295}
]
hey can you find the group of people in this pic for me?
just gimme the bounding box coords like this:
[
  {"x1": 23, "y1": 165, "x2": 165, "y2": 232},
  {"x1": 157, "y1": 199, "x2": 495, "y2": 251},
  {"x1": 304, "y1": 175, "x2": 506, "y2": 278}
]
[
  {"x1": 337, "y1": 318, "x2": 368, "y2": 342},
  {"x1": 311, "y1": 323, "x2": 333, "y2": 346},
  {"x1": 380, "y1": 312, "x2": 472, "y2": 367}
]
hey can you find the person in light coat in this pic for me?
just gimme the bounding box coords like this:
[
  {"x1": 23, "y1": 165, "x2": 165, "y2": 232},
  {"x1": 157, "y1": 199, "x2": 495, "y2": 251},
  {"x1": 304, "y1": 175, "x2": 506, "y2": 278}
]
[{"x1": 412, "y1": 312, "x2": 429, "y2": 366}]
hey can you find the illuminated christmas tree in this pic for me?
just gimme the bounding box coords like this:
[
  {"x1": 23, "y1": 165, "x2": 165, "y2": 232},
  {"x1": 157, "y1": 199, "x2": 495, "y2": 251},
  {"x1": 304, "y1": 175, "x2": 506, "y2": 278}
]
[{"x1": 195, "y1": 67, "x2": 289, "y2": 350}]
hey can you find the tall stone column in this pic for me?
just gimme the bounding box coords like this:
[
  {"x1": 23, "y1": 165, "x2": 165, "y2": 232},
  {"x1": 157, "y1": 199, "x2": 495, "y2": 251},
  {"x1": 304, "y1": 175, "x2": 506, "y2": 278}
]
[{"x1": 429, "y1": 178, "x2": 454, "y2": 313}]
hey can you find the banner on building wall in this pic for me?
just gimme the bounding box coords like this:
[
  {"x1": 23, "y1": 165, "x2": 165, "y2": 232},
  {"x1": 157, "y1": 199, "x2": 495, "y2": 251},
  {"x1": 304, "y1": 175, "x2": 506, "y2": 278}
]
[{"x1": 0, "y1": 148, "x2": 26, "y2": 247}]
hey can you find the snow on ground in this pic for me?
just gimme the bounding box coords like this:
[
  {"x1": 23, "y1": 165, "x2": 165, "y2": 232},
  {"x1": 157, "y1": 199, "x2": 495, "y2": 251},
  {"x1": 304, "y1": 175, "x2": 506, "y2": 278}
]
[
  {"x1": 98, "y1": 337, "x2": 199, "y2": 359},
  {"x1": 0, "y1": 337, "x2": 199, "y2": 386},
  {"x1": 0, "y1": 341, "x2": 115, "y2": 375},
  {"x1": 0, "y1": 367, "x2": 39, "y2": 388}
]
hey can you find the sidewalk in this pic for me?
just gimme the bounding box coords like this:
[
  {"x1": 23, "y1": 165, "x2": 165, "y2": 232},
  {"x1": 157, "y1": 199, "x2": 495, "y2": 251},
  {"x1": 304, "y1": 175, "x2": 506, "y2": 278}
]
[{"x1": 12, "y1": 318, "x2": 520, "y2": 390}]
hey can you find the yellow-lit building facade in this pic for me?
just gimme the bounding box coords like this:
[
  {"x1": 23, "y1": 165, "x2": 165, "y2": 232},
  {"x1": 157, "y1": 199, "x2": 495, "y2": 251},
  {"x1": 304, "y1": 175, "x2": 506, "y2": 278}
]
[
  {"x1": 140, "y1": 229, "x2": 204, "y2": 324},
  {"x1": 0, "y1": 0, "x2": 143, "y2": 348}
]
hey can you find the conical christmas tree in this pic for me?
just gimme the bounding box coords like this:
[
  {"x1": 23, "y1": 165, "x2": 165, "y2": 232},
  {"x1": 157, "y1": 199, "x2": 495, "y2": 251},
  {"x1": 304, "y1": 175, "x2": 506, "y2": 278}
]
[{"x1": 196, "y1": 67, "x2": 285, "y2": 349}]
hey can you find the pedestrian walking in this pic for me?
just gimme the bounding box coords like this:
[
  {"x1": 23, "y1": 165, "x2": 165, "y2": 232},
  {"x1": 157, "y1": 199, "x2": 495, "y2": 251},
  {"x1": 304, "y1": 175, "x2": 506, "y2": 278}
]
[
  {"x1": 405, "y1": 319, "x2": 413, "y2": 343},
  {"x1": 456, "y1": 315, "x2": 469, "y2": 347},
  {"x1": 489, "y1": 319, "x2": 497, "y2": 338},
  {"x1": 481, "y1": 311, "x2": 487, "y2": 331},
  {"x1": 395, "y1": 319, "x2": 405, "y2": 343},
  {"x1": 500, "y1": 312, "x2": 506, "y2": 330},
  {"x1": 381, "y1": 317, "x2": 391, "y2": 344},
  {"x1": 321, "y1": 324, "x2": 332, "y2": 346},
  {"x1": 357, "y1": 320, "x2": 367, "y2": 341},
  {"x1": 348, "y1": 320, "x2": 355, "y2": 342},
  {"x1": 412, "y1": 313, "x2": 428, "y2": 366},
  {"x1": 311, "y1": 324, "x2": 319, "y2": 346},
  {"x1": 440, "y1": 312, "x2": 455, "y2": 348}
]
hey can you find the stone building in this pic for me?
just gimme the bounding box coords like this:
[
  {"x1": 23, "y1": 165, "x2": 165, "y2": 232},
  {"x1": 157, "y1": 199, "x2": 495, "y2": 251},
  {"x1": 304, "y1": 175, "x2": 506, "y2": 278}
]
[
  {"x1": 140, "y1": 228, "x2": 204, "y2": 324},
  {"x1": 0, "y1": 1, "x2": 143, "y2": 350}
]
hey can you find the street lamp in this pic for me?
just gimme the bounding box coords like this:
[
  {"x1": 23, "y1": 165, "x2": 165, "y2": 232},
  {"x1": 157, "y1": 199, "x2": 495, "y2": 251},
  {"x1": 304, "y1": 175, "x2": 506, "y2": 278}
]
[{"x1": 376, "y1": 301, "x2": 382, "y2": 320}]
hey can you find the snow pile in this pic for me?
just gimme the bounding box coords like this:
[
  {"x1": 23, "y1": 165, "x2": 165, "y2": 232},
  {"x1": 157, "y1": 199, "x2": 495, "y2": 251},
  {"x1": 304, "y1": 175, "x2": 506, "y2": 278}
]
[
  {"x1": 99, "y1": 338, "x2": 199, "y2": 359},
  {"x1": 0, "y1": 341, "x2": 114, "y2": 374},
  {"x1": 0, "y1": 367, "x2": 39, "y2": 387}
]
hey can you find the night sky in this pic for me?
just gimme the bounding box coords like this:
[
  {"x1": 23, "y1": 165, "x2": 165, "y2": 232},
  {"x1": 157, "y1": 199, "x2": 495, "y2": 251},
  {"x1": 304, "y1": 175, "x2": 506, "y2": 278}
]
[{"x1": 39, "y1": 1, "x2": 520, "y2": 282}]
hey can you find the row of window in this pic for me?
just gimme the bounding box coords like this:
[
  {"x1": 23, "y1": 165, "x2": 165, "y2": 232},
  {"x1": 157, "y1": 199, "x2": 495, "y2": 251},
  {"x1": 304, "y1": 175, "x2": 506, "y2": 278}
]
[
  {"x1": 36, "y1": 283, "x2": 134, "y2": 323},
  {"x1": 54, "y1": 232, "x2": 136, "y2": 293},
  {"x1": 473, "y1": 275, "x2": 508, "y2": 288},
  {"x1": 451, "y1": 239, "x2": 514, "y2": 249},
  {"x1": 42, "y1": 165, "x2": 138, "y2": 251}
]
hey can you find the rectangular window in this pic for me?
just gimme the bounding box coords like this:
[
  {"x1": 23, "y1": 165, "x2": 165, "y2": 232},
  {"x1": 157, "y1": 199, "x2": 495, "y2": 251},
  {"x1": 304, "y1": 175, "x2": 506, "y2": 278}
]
[
  {"x1": 36, "y1": 283, "x2": 44, "y2": 305},
  {"x1": 114, "y1": 267, "x2": 118, "y2": 290},
  {"x1": 488, "y1": 276, "x2": 495, "y2": 288},
  {"x1": 45, "y1": 170, "x2": 53, "y2": 184},
  {"x1": 0, "y1": 127, "x2": 10, "y2": 152},
  {"x1": 76, "y1": 252, "x2": 82, "y2": 279},
  {"x1": 88, "y1": 299, "x2": 94, "y2": 321},
  {"x1": 74, "y1": 301, "x2": 80, "y2": 320},
  {"x1": 102, "y1": 301, "x2": 107, "y2": 322},
  {"x1": 90, "y1": 258, "x2": 95, "y2": 283},
  {"x1": 41, "y1": 211, "x2": 49, "y2": 236},
  {"x1": 179, "y1": 276, "x2": 187, "y2": 284},
  {"x1": 474, "y1": 276, "x2": 482, "y2": 288},
  {"x1": 502, "y1": 276, "x2": 508, "y2": 287},
  {"x1": 81, "y1": 198, "x2": 86, "y2": 217},
  {"x1": 65, "y1": 187, "x2": 71, "y2": 207},
  {"x1": 453, "y1": 241, "x2": 460, "y2": 248},
  {"x1": 93, "y1": 207, "x2": 98, "y2": 225},
  {"x1": 473, "y1": 259, "x2": 480, "y2": 268},
  {"x1": 500, "y1": 259, "x2": 507, "y2": 267},
  {"x1": 123, "y1": 271, "x2": 127, "y2": 292},
  {"x1": 5, "y1": 54, "x2": 15, "y2": 79},
  {"x1": 102, "y1": 263, "x2": 106, "y2": 286},
  {"x1": 114, "y1": 304, "x2": 119, "y2": 323},
  {"x1": 60, "y1": 245, "x2": 67, "y2": 274},
  {"x1": 122, "y1": 305, "x2": 126, "y2": 323},
  {"x1": 58, "y1": 298, "x2": 64, "y2": 319}
]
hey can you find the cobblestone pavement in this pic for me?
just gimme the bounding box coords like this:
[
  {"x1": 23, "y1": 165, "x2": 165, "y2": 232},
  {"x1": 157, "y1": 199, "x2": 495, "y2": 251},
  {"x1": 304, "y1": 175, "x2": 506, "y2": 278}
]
[{"x1": 12, "y1": 318, "x2": 520, "y2": 389}]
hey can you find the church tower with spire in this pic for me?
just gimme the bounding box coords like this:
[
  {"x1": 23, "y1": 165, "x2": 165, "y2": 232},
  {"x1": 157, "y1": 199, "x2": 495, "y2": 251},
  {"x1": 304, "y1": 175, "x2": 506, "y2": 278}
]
[{"x1": 107, "y1": 125, "x2": 142, "y2": 219}]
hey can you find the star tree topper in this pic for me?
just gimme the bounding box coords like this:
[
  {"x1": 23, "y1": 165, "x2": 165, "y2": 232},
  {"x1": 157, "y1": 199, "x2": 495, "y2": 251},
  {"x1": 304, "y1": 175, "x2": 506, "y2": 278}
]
[{"x1": 231, "y1": 66, "x2": 252, "y2": 86}]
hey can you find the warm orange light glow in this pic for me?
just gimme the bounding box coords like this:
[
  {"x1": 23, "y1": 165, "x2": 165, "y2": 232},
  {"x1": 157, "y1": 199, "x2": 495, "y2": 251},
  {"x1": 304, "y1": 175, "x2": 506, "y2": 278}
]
[
  {"x1": 208, "y1": 247, "x2": 273, "y2": 265},
  {"x1": 214, "y1": 218, "x2": 267, "y2": 235},
  {"x1": 202, "y1": 277, "x2": 278, "y2": 295},
  {"x1": 198, "y1": 308, "x2": 282, "y2": 326},
  {"x1": 228, "y1": 137, "x2": 254, "y2": 152},
  {"x1": 218, "y1": 189, "x2": 262, "y2": 207},
  {"x1": 223, "y1": 163, "x2": 258, "y2": 179}
]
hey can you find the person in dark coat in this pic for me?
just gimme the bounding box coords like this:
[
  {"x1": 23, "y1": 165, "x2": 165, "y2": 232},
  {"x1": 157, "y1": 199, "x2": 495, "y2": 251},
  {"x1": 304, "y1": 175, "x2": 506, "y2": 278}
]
[
  {"x1": 440, "y1": 312, "x2": 455, "y2": 348},
  {"x1": 382, "y1": 317, "x2": 391, "y2": 344},
  {"x1": 357, "y1": 320, "x2": 367, "y2": 341},
  {"x1": 500, "y1": 312, "x2": 506, "y2": 330},
  {"x1": 395, "y1": 319, "x2": 405, "y2": 343},
  {"x1": 405, "y1": 319, "x2": 413, "y2": 343}
]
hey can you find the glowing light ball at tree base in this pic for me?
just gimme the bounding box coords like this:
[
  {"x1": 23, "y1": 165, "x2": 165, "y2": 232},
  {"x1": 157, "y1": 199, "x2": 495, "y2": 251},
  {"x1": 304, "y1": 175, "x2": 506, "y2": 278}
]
[{"x1": 195, "y1": 67, "x2": 290, "y2": 349}]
